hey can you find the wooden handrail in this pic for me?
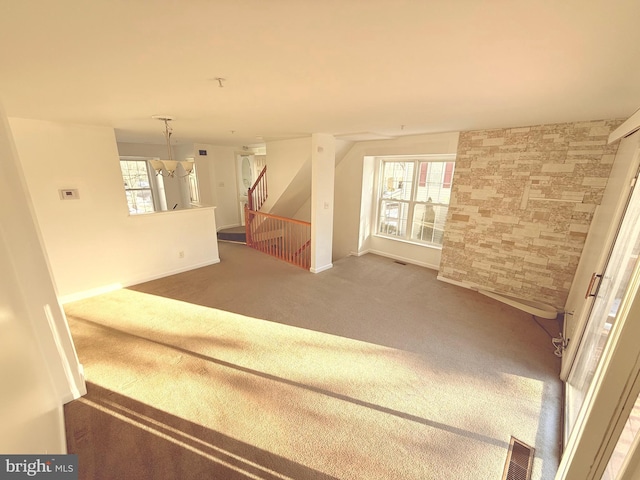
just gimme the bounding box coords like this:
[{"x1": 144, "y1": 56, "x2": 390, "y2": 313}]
[
  {"x1": 248, "y1": 165, "x2": 268, "y2": 211},
  {"x1": 245, "y1": 204, "x2": 311, "y2": 270},
  {"x1": 247, "y1": 209, "x2": 311, "y2": 227}
]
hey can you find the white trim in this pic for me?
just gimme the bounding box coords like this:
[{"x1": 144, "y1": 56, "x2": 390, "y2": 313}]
[
  {"x1": 372, "y1": 232, "x2": 443, "y2": 250},
  {"x1": 438, "y1": 276, "x2": 559, "y2": 317},
  {"x1": 127, "y1": 204, "x2": 216, "y2": 218},
  {"x1": 119, "y1": 155, "x2": 160, "y2": 161},
  {"x1": 43, "y1": 303, "x2": 86, "y2": 401},
  {"x1": 373, "y1": 153, "x2": 456, "y2": 161},
  {"x1": 557, "y1": 255, "x2": 640, "y2": 479},
  {"x1": 609, "y1": 107, "x2": 640, "y2": 144},
  {"x1": 368, "y1": 249, "x2": 439, "y2": 270},
  {"x1": 310, "y1": 263, "x2": 333, "y2": 274},
  {"x1": 373, "y1": 156, "x2": 454, "y2": 249},
  {"x1": 55, "y1": 404, "x2": 70, "y2": 453},
  {"x1": 478, "y1": 290, "x2": 558, "y2": 319},
  {"x1": 618, "y1": 422, "x2": 640, "y2": 479},
  {"x1": 351, "y1": 249, "x2": 440, "y2": 270},
  {"x1": 59, "y1": 283, "x2": 124, "y2": 304},
  {"x1": 58, "y1": 259, "x2": 221, "y2": 304},
  {"x1": 561, "y1": 132, "x2": 640, "y2": 381},
  {"x1": 436, "y1": 275, "x2": 475, "y2": 289}
]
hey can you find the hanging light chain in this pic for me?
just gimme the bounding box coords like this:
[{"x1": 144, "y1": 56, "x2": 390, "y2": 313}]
[{"x1": 162, "y1": 118, "x2": 173, "y2": 162}]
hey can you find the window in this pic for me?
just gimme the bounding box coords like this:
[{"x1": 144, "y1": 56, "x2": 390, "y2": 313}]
[
  {"x1": 120, "y1": 159, "x2": 155, "y2": 214},
  {"x1": 376, "y1": 156, "x2": 455, "y2": 246},
  {"x1": 188, "y1": 163, "x2": 200, "y2": 204}
]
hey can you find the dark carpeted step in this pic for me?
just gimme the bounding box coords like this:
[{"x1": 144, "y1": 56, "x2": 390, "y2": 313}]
[{"x1": 217, "y1": 228, "x2": 246, "y2": 243}]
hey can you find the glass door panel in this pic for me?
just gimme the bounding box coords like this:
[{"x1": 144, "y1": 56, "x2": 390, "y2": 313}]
[
  {"x1": 565, "y1": 180, "x2": 640, "y2": 442},
  {"x1": 602, "y1": 389, "x2": 640, "y2": 479}
]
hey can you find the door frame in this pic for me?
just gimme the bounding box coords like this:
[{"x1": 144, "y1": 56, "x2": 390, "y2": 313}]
[
  {"x1": 561, "y1": 133, "x2": 640, "y2": 381},
  {"x1": 558, "y1": 112, "x2": 640, "y2": 479},
  {"x1": 556, "y1": 257, "x2": 640, "y2": 479}
]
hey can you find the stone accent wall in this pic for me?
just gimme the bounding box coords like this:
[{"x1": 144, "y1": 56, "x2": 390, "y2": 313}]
[{"x1": 439, "y1": 120, "x2": 622, "y2": 309}]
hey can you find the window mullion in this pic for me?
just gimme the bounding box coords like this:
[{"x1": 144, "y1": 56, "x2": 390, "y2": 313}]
[
  {"x1": 406, "y1": 160, "x2": 420, "y2": 239},
  {"x1": 407, "y1": 200, "x2": 415, "y2": 240},
  {"x1": 374, "y1": 155, "x2": 454, "y2": 246}
]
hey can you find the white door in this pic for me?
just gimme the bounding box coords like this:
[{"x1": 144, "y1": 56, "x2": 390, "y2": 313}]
[
  {"x1": 564, "y1": 181, "x2": 640, "y2": 441},
  {"x1": 237, "y1": 154, "x2": 255, "y2": 225},
  {"x1": 562, "y1": 132, "x2": 640, "y2": 445},
  {"x1": 561, "y1": 133, "x2": 640, "y2": 380},
  {"x1": 237, "y1": 154, "x2": 255, "y2": 196}
]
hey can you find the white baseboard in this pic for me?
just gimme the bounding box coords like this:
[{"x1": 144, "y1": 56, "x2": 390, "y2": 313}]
[
  {"x1": 436, "y1": 275, "x2": 475, "y2": 290},
  {"x1": 311, "y1": 263, "x2": 333, "y2": 274},
  {"x1": 59, "y1": 258, "x2": 221, "y2": 304},
  {"x1": 59, "y1": 283, "x2": 124, "y2": 304},
  {"x1": 124, "y1": 259, "x2": 221, "y2": 288},
  {"x1": 367, "y1": 249, "x2": 440, "y2": 271}
]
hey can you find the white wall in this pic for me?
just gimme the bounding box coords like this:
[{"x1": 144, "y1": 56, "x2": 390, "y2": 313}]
[
  {"x1": 10, "y1": 119, "x2": 220, "y2": 301},
  {"x1": 293, "y1": 197, "x2": 312, "y2": 222},
  {"x1": 310, "y1": 134, "x2": 335, "y2": 273},
  {"x1": 333, "y1": 143, "x2": 363, "y2": 260},
  {"x1": 117, "y1": 142, "x2": 167, "y2": 158},
  {"x1": 333, "y1": 132, "x2": 460, "y2": 268},
  {"x1": 194, "y1": 144, "x2": 240, "y2": 230},
  {"x1": 270, "y1": 158, "x2": 312, "y2": 218},
  {"x1": 263, "y1": 137, "x2": 312, "y2": 212},
  {"x1": 278, "y1": 138, "x2": 352, "y2": 223},
  {"x1": 1, "y1": 104, "x2": 85, "y2": 453}
]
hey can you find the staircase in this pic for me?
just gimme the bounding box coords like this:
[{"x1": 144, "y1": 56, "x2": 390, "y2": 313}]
[
  {"x1": 245, "y1": 166, "x2": 312, "y2": 270},
  {"x1": 217, "y1": 226, "x2": 247, "y2": 243}
]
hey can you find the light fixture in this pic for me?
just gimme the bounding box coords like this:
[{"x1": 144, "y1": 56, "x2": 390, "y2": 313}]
[
  {"x1": 150, "y1": 115, "x2": 180, "y2": 177},
  {"x1": 180, "y1": 161, "x2": 195, "y2": 175}
]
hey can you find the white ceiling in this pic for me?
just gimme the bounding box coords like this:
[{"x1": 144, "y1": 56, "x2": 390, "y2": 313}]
[{"x1": 1, "y1": 0, "x2": 640, "y2": 148}]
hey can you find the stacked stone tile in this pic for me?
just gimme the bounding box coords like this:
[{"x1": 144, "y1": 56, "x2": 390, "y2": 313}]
[{"x1": 439, "y1": 120, "x2": 622, "y2": 309}]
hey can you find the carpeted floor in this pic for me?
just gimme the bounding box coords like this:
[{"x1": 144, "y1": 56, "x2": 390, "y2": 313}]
[{"x1": 63, "y1": 243, "x2": 562, "y2": 479}]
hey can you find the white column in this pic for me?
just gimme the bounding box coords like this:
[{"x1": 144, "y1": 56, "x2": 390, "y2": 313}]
[
  {"x1": 310, "y1": 133, "x2": 335, "y2": 273},
  {"x1": 0, "y1": 101, "x2": 86, "y2": 453}
]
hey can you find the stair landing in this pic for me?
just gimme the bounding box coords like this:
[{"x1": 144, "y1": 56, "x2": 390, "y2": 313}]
[{"x1": 217, "y1": 226, "x2": 246, "y2": 243}]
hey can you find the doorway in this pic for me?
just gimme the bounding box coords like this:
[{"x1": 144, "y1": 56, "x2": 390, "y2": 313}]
[{"x1": 558, "y1": 129, "x2": 640, "y2": 479}]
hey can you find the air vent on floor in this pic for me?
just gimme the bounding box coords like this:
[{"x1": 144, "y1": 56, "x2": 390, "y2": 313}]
[{"x1": 502, "y1": 437, "x2": 534, "y2": 480}]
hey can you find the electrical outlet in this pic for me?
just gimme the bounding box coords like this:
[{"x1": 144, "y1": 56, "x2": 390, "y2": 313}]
[{"x1": 179, "y1": 251, "x2": 184, "y2": 258}]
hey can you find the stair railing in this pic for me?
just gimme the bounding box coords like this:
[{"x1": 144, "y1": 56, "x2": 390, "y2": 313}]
[
  {"x1": 248, "y1": 165, "x2": 268, "y2": 211},
  {"x1": 245, "y1": 205, "x2": 311, "y2": 270}
]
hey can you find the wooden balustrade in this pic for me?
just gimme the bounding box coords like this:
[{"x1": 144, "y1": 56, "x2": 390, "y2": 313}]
[
  {"x1": 245, "y1": 205, "x2": 311, "y2": 270},
  {"x1": 248, "y1": 165, "x2": 268, "y2": 211}
]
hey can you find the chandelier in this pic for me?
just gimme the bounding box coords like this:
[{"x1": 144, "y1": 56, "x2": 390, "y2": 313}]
[{"x1": 149, "y1": 116, "x2": 194, "y2": 177}]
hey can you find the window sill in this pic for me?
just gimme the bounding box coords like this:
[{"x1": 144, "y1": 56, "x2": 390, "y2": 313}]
[
  {"x1": 373, "y1": 233, "x2": 443, "y2": 250},
  {"x1": 128, "y1": 204, "x2": 216, "y2": 217}
]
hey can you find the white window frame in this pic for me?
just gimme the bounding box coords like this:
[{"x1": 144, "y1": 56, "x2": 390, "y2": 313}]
[
  {"x1": 373, "y1": 154, "x2": 455, "y2": 248},
  {"x1": 188, "y1": 163, "x2": 201, "y2": 205},
  {"x1": 557, "y1": 257, "x2": 640, "y2": 480},
  {"x1": 119, "y1": 156, "x2": 160, "y2": 215}
]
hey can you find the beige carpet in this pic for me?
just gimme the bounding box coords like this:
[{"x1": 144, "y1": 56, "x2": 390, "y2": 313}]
[{"x1": 64, "y1": 243, "x2": 562, "y2": 479}]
